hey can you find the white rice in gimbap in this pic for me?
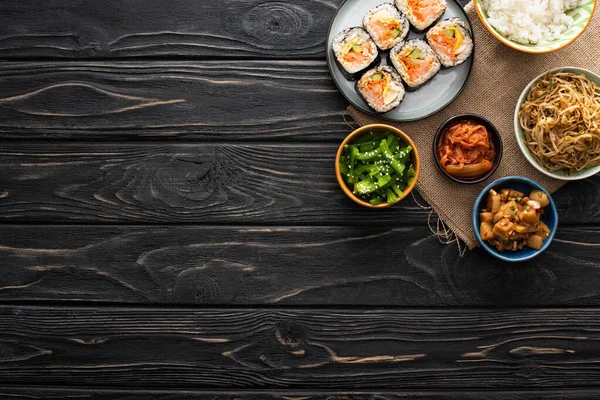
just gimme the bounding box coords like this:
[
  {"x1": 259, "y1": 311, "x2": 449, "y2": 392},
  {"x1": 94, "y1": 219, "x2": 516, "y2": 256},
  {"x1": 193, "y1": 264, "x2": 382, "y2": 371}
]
[
  {"x1": 426, "y1": 18, "x2": 473, "y2": 67},
  {"x1": 390, "y1": 39, "x2": 441, "y2": 89},
  {"x1": 362, "y1": 3, "x2": 410, "y2": 50},
  {"x1": 332, "y1": 27, "x2": 379, "y2": 79},
  {"x1": 395, "y1": 0, "x2": 447, "y2": 31},
  {"x1": 356, "y1": 66, "x2": 405, "y2": 113}
]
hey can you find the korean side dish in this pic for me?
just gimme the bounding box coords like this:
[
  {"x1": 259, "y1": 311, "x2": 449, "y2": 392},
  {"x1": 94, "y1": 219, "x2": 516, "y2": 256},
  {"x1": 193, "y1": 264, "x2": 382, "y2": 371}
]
[
  {"x1": 480, "y1": 0, "x2": 585, "y2": 45},
  {"x1": 437, "y1": 121, "x2": 496, "y2": 179},
  {"x1": 331, "y1": 1, "x2": 473, "y2": 113},
  {"x1": 518, "y1": 71, "x2": 600, "y2": 175},
  {"x1": 339, "y1": 130, "x2": 416, "y2": 205},
  {"x1": 479, "y1": 188, "x2": 552, "y2": 252}
]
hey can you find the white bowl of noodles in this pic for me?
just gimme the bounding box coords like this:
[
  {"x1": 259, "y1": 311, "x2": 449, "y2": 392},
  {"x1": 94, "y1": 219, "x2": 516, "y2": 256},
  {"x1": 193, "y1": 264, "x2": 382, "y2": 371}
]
[{"x1": 515, "y1": 67, "x2": 600, "y2": 181}]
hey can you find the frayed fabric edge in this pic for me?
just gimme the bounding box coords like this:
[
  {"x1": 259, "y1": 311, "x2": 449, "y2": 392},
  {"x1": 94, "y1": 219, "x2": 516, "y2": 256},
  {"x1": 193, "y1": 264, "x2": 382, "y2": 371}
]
[{"x1": 412, "y1": 192, "x2": 467, "y2": 257}]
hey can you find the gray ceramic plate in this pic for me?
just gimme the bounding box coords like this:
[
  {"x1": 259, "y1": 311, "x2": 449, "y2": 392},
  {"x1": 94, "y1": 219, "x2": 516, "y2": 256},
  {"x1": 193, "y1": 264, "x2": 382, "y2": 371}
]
[{"x1": 326, "y1": 0, "x2": 474, "y2": 121}]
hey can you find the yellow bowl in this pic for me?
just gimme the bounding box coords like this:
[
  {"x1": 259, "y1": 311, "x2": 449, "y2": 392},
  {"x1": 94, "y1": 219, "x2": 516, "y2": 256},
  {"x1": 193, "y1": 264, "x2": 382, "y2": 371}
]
[
  {"x1": 474, "y1": 0, "x2": 596, "y2": 54},
  {"x1": 335, "y1": 124, "x2": 420, "y2": 209}
]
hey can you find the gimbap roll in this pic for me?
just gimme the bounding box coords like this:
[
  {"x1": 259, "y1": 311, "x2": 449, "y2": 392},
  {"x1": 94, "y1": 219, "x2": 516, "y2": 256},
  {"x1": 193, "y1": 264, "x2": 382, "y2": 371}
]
[
  {"x1": 395, "y1": 0, "x2": 447, "y2": 32},
  {"x1": 426, "y1": 18, "x2": 473, "y2": 68},
  {"x1": 390, "y1": 39, "x2": 441, "y2": 90},
  {"x1": 332, "y1": 27, "x2": 380, "y2": 80},
  {"x1": 362, "y1": 3, "x2": 409, "y2": 50},
  {"x1": 356, "y1": 66, "x2": 405, "y2": 113}
]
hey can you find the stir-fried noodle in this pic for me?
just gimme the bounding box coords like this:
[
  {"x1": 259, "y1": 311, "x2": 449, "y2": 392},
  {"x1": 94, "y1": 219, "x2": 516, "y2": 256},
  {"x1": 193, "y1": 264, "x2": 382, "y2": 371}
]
[{"x1": 519, "y1": 72, "x2": 600, "y2": 174}]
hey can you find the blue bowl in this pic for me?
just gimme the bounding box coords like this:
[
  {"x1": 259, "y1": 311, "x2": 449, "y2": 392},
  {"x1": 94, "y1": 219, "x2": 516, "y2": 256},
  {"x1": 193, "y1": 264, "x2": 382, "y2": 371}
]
[{"x1": 472, "y1": 176, "x2": 558, "y2": 262}]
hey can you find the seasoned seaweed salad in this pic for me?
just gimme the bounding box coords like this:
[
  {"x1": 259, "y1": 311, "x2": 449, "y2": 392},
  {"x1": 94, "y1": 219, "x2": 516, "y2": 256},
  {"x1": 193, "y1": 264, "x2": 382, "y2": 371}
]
[{"x1": 339, "y1": 130, "x2": 416, "y2": 205}]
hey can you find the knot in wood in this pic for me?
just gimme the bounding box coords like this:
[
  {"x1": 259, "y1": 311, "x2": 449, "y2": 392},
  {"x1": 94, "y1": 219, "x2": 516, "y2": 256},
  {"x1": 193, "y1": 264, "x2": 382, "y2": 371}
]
[
  {"x1": 516, "y1": 363, "x2": 540, "y2": 379},
  {"x1": 173, "y1": 269, "x2": 222, "y2": 304},
  {"x1": 272, "y1": 321, "x2": 305, "y2": 350},
  {"x1": 172, "y1": 259, "x2": 248, "y2": 304},
  {"x1": 241, "y1": 2, "x2": 312, "y2": 45},
  {"x1": 156, "y1": 149, "x2": 241, "y2": 205},
  {"x1": 75, "y1": 28, "x2": 107, "y2": 53}
]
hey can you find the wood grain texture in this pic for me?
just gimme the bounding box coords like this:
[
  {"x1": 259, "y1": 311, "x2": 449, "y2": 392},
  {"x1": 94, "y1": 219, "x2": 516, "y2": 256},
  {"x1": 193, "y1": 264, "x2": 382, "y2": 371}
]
[
  {"x1": 0, "y1": 62, "x2": 350, "y2": 141},
  {"x1": 1, "y1": 387, "x2": 599, "y2": 399},
  {"x1": 0, "y1": 0, "x2": 341, "y2": 59},
  {"x1": 0, "y1": 0, "x2": 471, "y2": 60},
  {"x1": 0, "y1": 143, "x2": 598, "y2": 225},
  {"x1": 0, "y1": 225, "x2": 598, "y2": 306},
  {"x1": 2, "y1": 306, "x2": 600, "y2": 389},
  {"x1": 0, "y1": 143, "x2": 427, "y2": 224}
]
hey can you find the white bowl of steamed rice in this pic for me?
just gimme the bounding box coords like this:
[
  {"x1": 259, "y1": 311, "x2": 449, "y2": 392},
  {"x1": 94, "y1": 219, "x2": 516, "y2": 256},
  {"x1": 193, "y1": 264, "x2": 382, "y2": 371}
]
[
  {"x1": 474, "y1": 0, "x2": 596, "y2": 53},
  {"x1": 515, "y1": 67, "x2": 600, "y2": 180}
]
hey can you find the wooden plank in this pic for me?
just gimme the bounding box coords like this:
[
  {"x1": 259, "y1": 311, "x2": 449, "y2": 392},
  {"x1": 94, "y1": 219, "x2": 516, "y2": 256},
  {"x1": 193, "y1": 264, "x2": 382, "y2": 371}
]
[
  {"x1": 0, "y1": 143, "x2": 596, "y2": 225},
  {"x1": 2, "y1": 306, "x2": 600, "y2": 389},
  {"x1": 0, "y1": 61, "x2": 350, "y2": 141},
  {"x1": 1, "y1": 387, "x2": 599, "y2": 400},
  {"x1": 0, "y1": 0, "x2": 471, "y2": 60},
  {"x1": 0, "y1": 225, "x2": 598, "y2": 305},
  {"x1": 0, "y1": 143, "x2": 427, "y2": 224},
  {"x1": 0, "y1": 0, "x2": 341, "y2": 59}
]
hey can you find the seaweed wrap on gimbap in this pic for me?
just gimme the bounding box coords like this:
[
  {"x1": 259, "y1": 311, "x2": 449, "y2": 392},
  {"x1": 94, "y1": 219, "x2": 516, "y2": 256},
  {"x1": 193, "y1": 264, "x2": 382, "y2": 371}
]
[
  {"x1": 356, "y1": 66, "x2": 405, "y2": 113},
  {"x1": 332, "y1": 27, "x2": 380, "y2": 80},
  {"x1": 362, "y1": 3, "x2": 409, "y2": 50},
  {"x1": 395, "y1": 0, "x2": 447, "y2": 32},
  {"x1": 426, "y1": 18, "x2": 473, "y2": 68},
  {"x1": 390, "y1": 39, "x2": 441, "y2": 90}
]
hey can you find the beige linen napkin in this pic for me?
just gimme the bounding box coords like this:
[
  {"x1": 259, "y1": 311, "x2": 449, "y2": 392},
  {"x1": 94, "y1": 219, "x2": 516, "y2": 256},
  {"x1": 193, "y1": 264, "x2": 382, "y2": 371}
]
[{"x1": 348, "y1": 2, "x2": 600, "y2": 249}]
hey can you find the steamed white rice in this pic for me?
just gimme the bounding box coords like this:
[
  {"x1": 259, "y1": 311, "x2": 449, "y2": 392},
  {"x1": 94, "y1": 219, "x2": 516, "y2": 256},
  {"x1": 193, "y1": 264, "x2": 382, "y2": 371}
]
[{"x1": 481, "y1": 0, "x2": 583, "y2": 45}]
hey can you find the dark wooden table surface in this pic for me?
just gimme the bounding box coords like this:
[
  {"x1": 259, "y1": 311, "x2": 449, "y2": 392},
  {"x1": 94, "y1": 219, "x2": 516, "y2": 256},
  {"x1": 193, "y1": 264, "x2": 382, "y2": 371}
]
[{"x1": 1, "y1": 0, "x2": 599, "y2": 398}]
